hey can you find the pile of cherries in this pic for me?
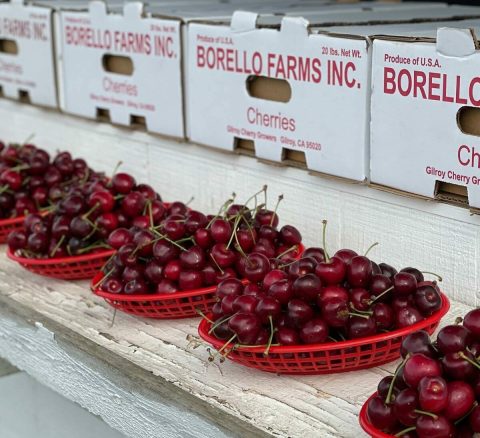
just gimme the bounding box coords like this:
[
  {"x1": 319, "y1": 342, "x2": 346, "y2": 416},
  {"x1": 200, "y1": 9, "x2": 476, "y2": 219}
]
[
  {"x1": 7, "y1": 172, "x2": 164, "y2": 258},
  {"x1": 97, "y1": 189, "x2": 303, "y2": 295},
  {"x1": 206, "y1": 220, "x2": 444, "y2": 350},
  {"x1": 0, "y1": 141, "x2": 101, "y2": 219},
  {"x1": 367, "y1": 308, "x2": 480, "y2": 438}
]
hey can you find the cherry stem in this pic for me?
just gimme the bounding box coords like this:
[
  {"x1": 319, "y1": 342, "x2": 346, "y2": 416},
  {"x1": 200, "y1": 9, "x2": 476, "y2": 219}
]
[
  {"x1": 364, "y1": 242, "x2": 379, "y2": 257},
  {"x1": 209, "y1": 253, "x2": 224, "y2": 275},
  {"x1": 245, "y1": 186, "x2": 267, "y2": 213},
  {"x1": 455, "y1": 316, "x2": 463, "y2": 325},
  {"x1": 147, "y1": 201, "x2": 154, "y2": 229},
  {"x1": 208, "y1": 314, "x2": 234, "y2": 335},
  {"x1": 23, "y1": 133, "x2": 35, "y2": 145},
  {"x1": 195, "y1": 309, "x2": 214, "y2": 324},
  {"x1": 110, "y1": 161, "x2": 123, "y2": 179},
  {"x1": 459, "y1": 351, "x2": 480, "y2": 370},
  {"x1": 395, "y1": 426, "x2": 416, "y2": 437},
  {"x1": 349, "y1": 305, "x2": 373, "y2": 316},
  {"x1": 348, "y1": 311, "x2": 371, "y2": 319},
  {"x1": 77, "y1": 242, "x2": 110, "y2": 254},
  {"x1": 92, "y1": 267, "x2": 115, "y2": 289},
  {"x1": 386, "y1": 355, "x2": 409, "y2": 404},
  {"x1": 49, "y1": 235, "x2": 65, "y2": 258},
  {"x1": 414, "y1": 409, "x2": 437, "y2": 419},
  {"x1": 276, "y1": 244, "x2": 299, "y2": 260},
  {"x1": 420, "y1": 271, "x2": 443, "y2": 282},
  {"x1": 270, "y1": 194, "x2": 283, "y2": 227},
  {"x1": 264, "y1": 315, "x2": 275, "y2": 356},
  {"x1": 206, "y1": 195, "x2": 235, "y2": 229},
  {"x1": 226, "y1": 214, "x2": 242, "y2": 250},
  {"x1": 216, "y1": 334, "x2": 237, "y2": 356},
  {"x1": 82, "y1": 202, "x2": 100, "y2": 220},
  {"x1": 109, "y1": 308, "x2": 117, "y2": 328},
  {"x1": 369, "y1": 286, "x2": 394, "y2": 305},
  {"x1": 322, "y1": 219, "x2": 330, "y2": 262}
]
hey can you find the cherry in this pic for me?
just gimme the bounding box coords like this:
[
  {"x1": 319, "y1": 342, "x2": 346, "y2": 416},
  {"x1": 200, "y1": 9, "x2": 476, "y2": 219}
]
[
  {"x1": 302, "y1": 247, "x2": 325, "y2": 263},
  {"x1": 350, "y1": 288, "x2": 372, "y2": 311},
  {"x1": 210, "y1": 219, "x2": 232, "y2": 244},
  {"x1": 121, "y1": 192, "x2": 146, "y2": 217},
  {"x1": 210, "y1": 243, "x2": 236, "y2": 268},
  {"x1": 194, "y1": 228, "x2": 212, "y2": 249},
  {"x1": 185, "y1": 211, "x2": 207, "y2": 234},
  {"x1": 347, "y1": 315, "x2": 376, "y2": 339},
  {"x1": 392, "y1": 295, "x2": 415, "y2": 312},
  {"x1": 89, "y1": 191, "x2": 114, "y2": 213},
  {"x1": 122, "y1": 266, "x2": 144, "y2": 283},
  {"x1": 117, "y1": 243, "x2": 138, "y2": 267},
  {"x1": 228, "y1": 312, "x2": 261, "y2": 344},
  {"x1": 255, "y1": 208, "x2": 278, "y2": 228},
  {"x1": 7, "y1": 230, "x2": 27, "y2": 250},
  {"x1": 255, "y1": 297, "x2": 281, "y2": 323},
  {"x1": 244, "y1": 252, "x2": 270, "y2": 283},
  {"x1": 418, "y1": 376, "x2": 448, "y2": 413},
  {"x1": 202, "y1": 265, "x2": 217, "y2": 286},
  {"x1": 299, "y1": 318, "x2": 328, "y2": 344},
  {"x1": 463, "y1": 309, "x2": 480, "y2": 338},
  {"x1": 292, "y1": 273, "x2": 322, "y2": 302},
  {"x1": 263, "y1": 269, "x2": 288, "y2": 290},
  {"x1": 371, "y1": 262, "x2": 382, "y2": 275},
  {"x1": 112, "y1": 173, "x2": 135, "y2": 194},
  {"x1": 61, "y1": 195, "x2": 85, "y2": 216},
  {"x1": 318, "y1": 285, "x2": 349, "y2": 307},
  {"x1": 401, "y1": 267, "x2": 425, "y2": 283},
  {"x1": 216, "y1": 278, "x2": 243, "y2": 300},
  {"x1": 415, "y1": 284, "x2": 442, "y2": 316},
  {"x1": 221, "y1": 295, "x2": 237, "y2": 315},
  {"x1": 32, "y1": 187, "x2": 48, "y2": 205},
  {"x1": 322, "y1": 298, "x2": 349, "y2": 327},
  {"x1": 401, "y1": 331, "x2": 435, "y2": 358},
  {"x1": 144, "y1": 260, "x2": 164, "y2": 283},
  {"x1": 316, "y1": 256, "x2": 346, "y2": 285},
  {"x1": 276, "y1": 327, "x2": 299, "y2": 345},
  {"x1": 280, "y1": 225, "x2": 301, "y2": 246},
  {"x1": 102, "y1": 278, "x2": 123, "y2": 294},
  {"x1": 367, "y1": 395, "x2": 398, "y2": 432},
  {"x1": 393, "y1": 388, "x2": 419, "y2": 426},
  {"x1": 179, "y1": 246, "x2": 206, "y2": 270},
  {"x1": 373, "y1": 303, "x2": 394, "y2": 330},
  {"x1": 135, "y1": 183, "x2": 156, "y2": 201},
  {"x1": 179, "y1": 270, "x2": 203, "y2": 290},
  {"x1": 215, "y1": 267, "x2": 236, "y2": 283},
  {"x1": 253, "y1": 238, "x2": 276, "y2": 258},
  {"x1": 236, "y1": 228, "x2": 256, "y2": 252},
  {"x1": 287, "y1": 299, "x2": 314, "y2": 328},
  {"x1": 258, "y1": 224, "x2": 278, "y2": 242},
  {"x1": 347, "y1": 256, "x2": 372, "y2": 288},
  {"x1": 70, "y1": 217, "x2": 93, "y2": 238},
  {"x1": 444, "y1": 381, "x2": 475, "y2": 421},
  {"x1": 334, "y1": 248, "x2": 358, "y2": 265},
  {"x1": 437, "y1": 325, "x2": 472, "y2": 354},
  {"x1": 288, "y1": 257, "x2": 317, "y2": 279},
  {"x1": 153, "y1": 240, "x2": 179, "y2": 264},
  {"x1": 107, "y1": 228, "x2": 132, "y2": 249},
  {"x1": 1, "y1": 169, "x2": 22, "y2": 190},
  {"x1": 441, "y1": 351, "x2": 476, "y2": 381},
  {"x1": 150, "y1": 200, "x2": 166, "y2": 222},
  {"x1": 396, "y1": 307, "x2": 423, "y2": 328},
  {"x1": 162, "y1": 260, "x2": 180, "y2": 281},
  {"x1": 403, "y1": 354, "x2": 442, "y2": 388},
  {"x1": 156, "y1": 279, "x2": 178, "y2": 294},
  {"x1": 268, "y1": 279, "x2": 293, "y2": 305},
  {"x1": 394, "y1": 272, "x2": 417, "y2": 296},
  {"x1": 168, "y1": 201, "x2": 188, "y2": 216},
  {"x1": 378, "y1": 376, "x2": 396, "y2": 399},
  {"x1": 416, "y1": 414, "x2": 453, "y2": 438},
  {"x1": 370, "y1": 274, "x2": 393, "y2": 298},
  {"x1": 15, "y1": 197, "x2": 35, "y2": 216},
  {"x1": 96, "y1": 213, "x2": 119, "y2": 236},
  {"x1": 233, "y1": 295, "x2": 259, "y2": 314},
  {"x1": 124, "y1": 279, "x2": 149, "y2": 295},
  {"x1": 27, "y1": 232, "x2": 48, "y2": 252}
]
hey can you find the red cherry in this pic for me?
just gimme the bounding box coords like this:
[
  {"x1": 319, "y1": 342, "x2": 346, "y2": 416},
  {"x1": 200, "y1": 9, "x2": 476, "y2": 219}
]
[
  {"x1": 403, "y1": 354, "x2": 442, "y2": 388},
  {"x1": 418, "y1": 376, "x2": 448, "y2": 413},
  {"x1": 315, "y1": 256, "x2": 346, "y2": 285},
  {"x1": 299, "y1": 318, "x2": 328, "y2": 344},
  {"x1": 346, "y1": 256, "x2": 372, "y2": 288},
  {"x1": 112, "y1": 173, "x2": 136, "y2": 194}
]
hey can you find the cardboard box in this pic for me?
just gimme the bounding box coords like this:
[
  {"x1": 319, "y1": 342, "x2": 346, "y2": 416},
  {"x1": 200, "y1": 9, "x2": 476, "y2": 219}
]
[
  {"x1": 369, "y1": 18, "x2": 480, "y2": 210},
  {"x1": 0, "y1": 0, "x2": 57, "y2": 107},
  {"x1": 186, "y1": 5, "x2": 480, "y2": 182}
]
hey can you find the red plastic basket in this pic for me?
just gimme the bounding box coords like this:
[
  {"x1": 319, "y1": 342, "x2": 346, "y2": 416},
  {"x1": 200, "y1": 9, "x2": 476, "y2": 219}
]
[
  {"x1": 0, "y1": 216, "x2": 27, "y2": 244},
  {"x1": 92, "y1": 271, "x2": 242, "y2": 319},
  {"x1": 198, "y1": 290, "x2": 450, "y2": 375},
  {"x1": 7, "y1": 247, "x2": 115, "y2": 280},
  {"x1": 359, "y1": 392, "x2": 393, "y2": 438}
]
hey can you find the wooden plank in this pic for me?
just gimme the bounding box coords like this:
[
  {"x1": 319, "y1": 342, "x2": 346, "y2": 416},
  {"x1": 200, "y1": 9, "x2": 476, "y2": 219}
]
[
  {"x1": 0, "y1": 357, "x2": 18, "y2": 377},
  {"x1": 0, "y1": 253, "x2": 473, "y2": 438}
]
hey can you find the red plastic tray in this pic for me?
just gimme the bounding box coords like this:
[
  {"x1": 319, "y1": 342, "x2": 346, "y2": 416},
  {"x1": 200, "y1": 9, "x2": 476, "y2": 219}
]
[
  {"x1": 198, "y1": 290, "x2": 450, "y2": 375},
  {"x1": 359, "y1": 392, "x2": 393, "y2": 438},
  {"x1": 0, "y1": 216, "x2": 27, "y2": 244},
  {"x1": 7, "y1": 247, "x2": 115, "y2": 280},
  {"x1": 92, "y1": 271, "x2": 243, "y2": 319}
]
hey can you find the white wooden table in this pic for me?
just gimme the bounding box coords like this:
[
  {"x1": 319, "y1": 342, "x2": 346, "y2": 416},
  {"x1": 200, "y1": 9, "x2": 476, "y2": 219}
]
[{"x1": 0, "y1": 99, "x2": 477, "y2": 437}]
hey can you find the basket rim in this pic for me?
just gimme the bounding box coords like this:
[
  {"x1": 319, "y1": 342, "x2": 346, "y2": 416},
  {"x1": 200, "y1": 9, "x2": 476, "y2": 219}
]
[
  {"x1": 92, "y1": 271, "x2": 250, "y2": 301},
  {"x1": 7, "y1": 247, "x2": 116, "y2": 265},
  {"x1": 0, "y1": 210, "x2": 50, "y2": 227},
  {"x1": 359, "y1": 392, "x2": 393, "y2": 438},
  {"x1": 197, "y1": 287, "x2": 450, "y2": 353}
]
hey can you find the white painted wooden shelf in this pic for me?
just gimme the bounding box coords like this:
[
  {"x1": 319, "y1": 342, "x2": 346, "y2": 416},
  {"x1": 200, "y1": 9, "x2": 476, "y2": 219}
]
[{"x1": 0, "y1": 99, "x2": 478, "y2": 437}]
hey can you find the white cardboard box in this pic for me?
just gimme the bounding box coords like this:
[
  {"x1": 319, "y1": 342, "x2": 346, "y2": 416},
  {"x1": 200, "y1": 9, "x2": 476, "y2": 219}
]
[
  {"x1": 186, "y1": 6, "x2": 480, "y2": 182},
  {"x1": 0, "y1": 0, "x2": 57, "y2": 107},
  {"x1": 369, "y1": 18, "x2": 480, "y2": 209}
]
